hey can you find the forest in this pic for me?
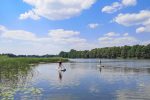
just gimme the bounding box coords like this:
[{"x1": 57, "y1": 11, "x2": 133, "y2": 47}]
[{"x1": 59, "y1": 44, "x2": 150, "y2": 59}]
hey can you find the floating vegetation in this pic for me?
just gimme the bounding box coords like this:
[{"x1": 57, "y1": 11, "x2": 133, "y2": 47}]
[{"x1": 0, "y1": 86, "x2": 44, "y2": 100}]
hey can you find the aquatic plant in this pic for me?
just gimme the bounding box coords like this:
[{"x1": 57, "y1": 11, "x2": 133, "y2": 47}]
[{"x1": 0, "y1": 56, "x2": 68, "y2": 68}]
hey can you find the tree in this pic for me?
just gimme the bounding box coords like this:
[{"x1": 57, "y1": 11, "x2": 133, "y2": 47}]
[
  {"x1": 58, "y1": 44, "x2": 150, "y2": 59},
  {"x1": 121, "y1": 46, "x2": 130, "y2": 58},
  {"x1": 135, "y1": 45, "x2": 143, "y2": 58}
]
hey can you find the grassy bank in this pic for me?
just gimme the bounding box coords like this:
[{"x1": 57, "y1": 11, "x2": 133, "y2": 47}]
[{"x1": 0, "y1": 56, "x2": 68, "y2": 68}]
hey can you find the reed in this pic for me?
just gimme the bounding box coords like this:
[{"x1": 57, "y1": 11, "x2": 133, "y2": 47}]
[{"x1": 0, "y1": 55, "x2": 68, "y2": 68}]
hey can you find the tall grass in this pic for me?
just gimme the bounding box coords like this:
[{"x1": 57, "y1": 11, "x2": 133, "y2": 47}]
[{"x1": 0, "y1": 55, "x2": 68, "y2": 68}]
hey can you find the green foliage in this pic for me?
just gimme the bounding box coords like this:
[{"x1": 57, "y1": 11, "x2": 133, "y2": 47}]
[
  {"x1": 0, "y1": 56, "x2": 68, "y2": 68},
  {"x1": 59, "y1": 44, "x2": 150, "y2": 59}
]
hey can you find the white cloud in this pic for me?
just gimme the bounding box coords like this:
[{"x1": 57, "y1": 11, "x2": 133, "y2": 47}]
[
  {"x1": 101, "y1": 0, "x2": 137, "y2": 13},
  {"x1": 99, "y1": 32, "x2": 139, "y2": 47},
  {"x1": 0, "y1": 25, "x2": 147, "y2": 55},
  {"x1": 0, "y1": 25, "x2": 85, "y2": 43},
  {"x1": 136, "y1": 26, "x2": 150, "y2": 33},
  {"x1": 2, "y1": 30, "x2": 37, "y2": 41},
  {"x1": 0, "y1": 25, "x2": 7, "y2": 32},
  {"x1": 122, "y1": 0, "x2": 137, "y2": 6},
  {"x1": 114, "y1": 10, "x2": 150, "y2": 26},
  {"x1": 114, "y1": 10, "x2": 150, "y2": 33},
  {"x1": 88, "y1": 23, "x2": 99, "y2": 29},
  {"x1": 19, "y1": 10, "x2": 40, "y2": 20},
  {"x1": 99, "y1": 36, "x2": 113, "y2": 42},
  {"x1": 102, "y1": 2, "x2": 122, "y2": 13},
  {"x1": 20, "y1": 0, "x2": 96, "y2": 20},
  {"x1": 0, "y1": 26, "x2": 46, "y2": 41},
  {"x1": 47, "y1": 29, "x2": 86, "y2": 45},
  {"x1": 123, "y1": 33, "x2": 129, "y2": 36},
  {"x1": 104, "y1": 32, "x2": 120, "y2": 37},
  {"x1": 142, "y1": 40, "x2": 150, "y2": 45},
  {"x1": 48, "y1": 29, "x2": 79, "y2": 39},
  {"x1": 136, "y1": 27, "x2": 145, "y2": 33},
  {"x1": 0, "y1": 25, "x2": 89, "y2": 54}
]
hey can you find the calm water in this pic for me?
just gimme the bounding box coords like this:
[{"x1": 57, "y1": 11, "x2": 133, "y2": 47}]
[{"x1": 1, "y1": 59, "x2": 150, "y2": 100}]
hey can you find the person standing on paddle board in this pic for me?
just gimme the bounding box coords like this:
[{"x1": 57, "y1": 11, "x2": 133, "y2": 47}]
[{"x1": 99, "y1": 59, "x2": 101, "y2": 65}]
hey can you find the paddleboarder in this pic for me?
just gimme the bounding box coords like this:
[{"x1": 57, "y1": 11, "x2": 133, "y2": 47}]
[{"x1": 99, "y1": 59, "x2": 101, "y2": 65}]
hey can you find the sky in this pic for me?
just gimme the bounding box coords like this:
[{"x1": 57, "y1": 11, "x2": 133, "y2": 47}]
[{"x1": 0, "y1": 0, "x2": 150, "y2": 55}]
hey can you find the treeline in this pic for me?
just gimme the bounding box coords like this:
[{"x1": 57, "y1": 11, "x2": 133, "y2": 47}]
[
  {"x1": 59, "y1": 44, "x2": 150, "y2": 59},
  {"x1": 0, "y1": 54, "x2": 58, "y2": 58}
]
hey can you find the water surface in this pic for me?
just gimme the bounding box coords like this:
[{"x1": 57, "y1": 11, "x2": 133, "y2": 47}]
[{"x1": 0, "y1": 59, "x2": 150, "y2": 100}]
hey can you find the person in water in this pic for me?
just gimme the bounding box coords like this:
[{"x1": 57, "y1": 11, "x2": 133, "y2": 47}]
[
  {"x1": 58, "y1": 61, "x2": 62, "y2": 69},
  {"x1": 99, "y1": 59, "x2": 101, "y2": 65},
  {"x1": 58, "y1": 61, "x2": 66, "y2": 71},
  {"x1": 99, "y1": 59, "x2": 104, "y2": 67}
]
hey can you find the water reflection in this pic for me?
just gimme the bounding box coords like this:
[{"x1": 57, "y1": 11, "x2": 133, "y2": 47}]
[
  {"x1": 0, "y1": 65, "x2": 41, "y2": 100},
  {"x1": 116, "y1": 84, "x2": 150, "y2": 100},
  {"x1": 0, "y1": 59, "x2": 150, "y2": 100},
  {"x1": 0, "y1": 66, "x2": 34, "y2": 87},
  {"x1": 58, "y1": 70, "x2": 66, "y2": 82},
  {"x1": 99, "y1": 67, "x2": 102, "y2": 73},
  {"x1": 58, "y1": 71, "x2": 63, "y2": 81},
  {"x1": 102, "y1": 66, "x2": 150, "y2": 75}
]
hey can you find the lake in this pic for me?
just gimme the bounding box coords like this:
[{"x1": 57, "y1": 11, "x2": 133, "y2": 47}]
[{"x1": 0, "y1": 59, "x2": 150, "y2": 100}]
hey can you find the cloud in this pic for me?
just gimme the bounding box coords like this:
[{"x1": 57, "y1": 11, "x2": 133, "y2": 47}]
[
  {"x1": 88, "y1": 23, "x2": 99, "y2": 29},
  {"x1": 0, "y1": 25, "x2": 89, "y2": 54},
  {"x1": 114, "y1": 10, "x2": 150, "y2": 33},
  {"x1": 48, "y1": 29, "x2": 86, "y2": 45},
  {"x1": 0, "y1": 26, "x2": 37, "y2": 41},
  {"x1": 0, "y1": 25, "x2": 85, "y2": 43},
  {"x1": 123, "y1": 33, "x2": 129, "y2": 36},
  {"x1": 19, "y1": 0, "x2": 96, "y2": 20},
  {"x1": 122, "y1": 0, "x2": 137, "y2": 6},
  {"x1": 48, "y1": 29, "x2": 79, "y2": 39},
  {"x1": 136, "y1": 27, "x2": 145, "y2": 33},
  {"x1": 114, "y1": 10, "x2": 150, "y2": 26},
  {"x1": 101, "y1": 0, "x2": 137, "y2": 13},
  {"x1": 99, "y1": 32, "x2": 139, "y2": 47},
  {"x1": 0, "y1": 25, "x2": 7, "y2": 32},
  {"x1": 0, "y1": 25, "x2": 147, "y2": 55},
  {"x1": 2, "y1": 31, "x2": 37, "y2": 41},
  {"x1": 142, "y1": 40, "x2": 150, "y2": 45},
  {"x1": 104, "y1": 32, "x2": 120, "y2": 37},
  {"x1": 136, "y1": 26, "x2": 150, "y2": 33},
  {"x1": 19, "y1": 10, "x2": 40, "y2": 20},
  {"x1": 102, "y1": 2, "x2": 122, "y2": 13}
]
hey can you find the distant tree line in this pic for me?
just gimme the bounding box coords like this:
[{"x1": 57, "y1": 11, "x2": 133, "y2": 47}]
[
  {"x1": 0, "y1": 54, "x2": 58, "y2": 58},
  {"x1": 59, "y1": 44, "x2": 150, "y2": 59}
]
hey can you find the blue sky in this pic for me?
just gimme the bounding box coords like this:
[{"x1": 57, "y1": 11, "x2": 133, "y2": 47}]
[{"x1": 0, "y1": 0, "x2": 150, "y2": 55}]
